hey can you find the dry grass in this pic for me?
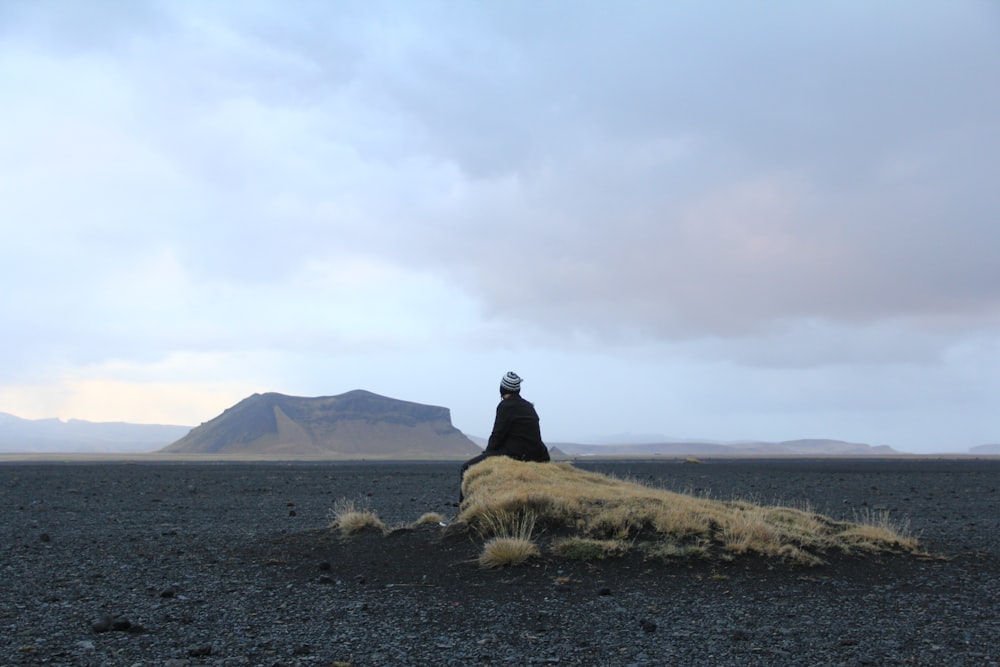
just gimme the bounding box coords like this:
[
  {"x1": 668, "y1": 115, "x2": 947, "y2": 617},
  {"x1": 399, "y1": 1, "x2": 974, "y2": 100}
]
[
  {"x1": 329, "y1": 498, "x2": 386, "y2": 537},
  {"x1": 414, "y1": 512, "x2": 448, "y2": 526},
  {"x1": 479, "y1": 537, "x2": 540, "y2": 568},
  {"x1": 474, "y1": 507, "x2": 540, "y2": 568},
  {"x1": 551, "y1": 537, "x2": 629, "y2": 560},
  {"x1": 641, "y1": 537, "x2": 711, "y2": 562},
  {"x1": 841, "y1": 508, "x2": 918, "y2": 552},
  {"x1": 458, "y1": 457, "x2": 921, "y2": 566}
]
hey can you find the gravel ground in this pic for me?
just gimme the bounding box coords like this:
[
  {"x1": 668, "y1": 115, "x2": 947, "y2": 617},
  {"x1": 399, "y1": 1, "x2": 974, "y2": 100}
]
[{"x1": 2, "y1": 458, "x2": 998, "y2": 666}]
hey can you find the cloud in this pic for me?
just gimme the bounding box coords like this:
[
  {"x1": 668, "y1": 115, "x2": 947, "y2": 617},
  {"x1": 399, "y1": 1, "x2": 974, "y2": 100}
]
[
  {"x1": 1, "y1": 2, "x2": 998, "y2": 450},
  {"x1": 6, "y1": 2, "x2": 996, "y2": 345}
]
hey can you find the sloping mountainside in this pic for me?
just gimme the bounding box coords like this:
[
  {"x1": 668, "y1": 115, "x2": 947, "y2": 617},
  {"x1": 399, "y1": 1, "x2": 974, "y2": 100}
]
[
  {"x1": 160, "y1": 390, "x2": 480, "y2": 458},
  {"x1": 0, "y1": 412, "x2": 190, "y2": 453}
]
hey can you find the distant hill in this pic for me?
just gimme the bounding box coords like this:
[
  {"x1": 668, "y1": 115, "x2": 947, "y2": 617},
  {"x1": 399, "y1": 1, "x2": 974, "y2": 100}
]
[
  {"x1": 0, "y1": 412, "x2": 191, "y2": 453},
  {"x1": 160, "y1": 390, "x2": 480, "y2": 459},
  {"x1": 969, "y1": 444, "x2": 1000, "y2": 455},
  {"x1": 552, "y1": 438, "x2": 900, "y2": 457}
]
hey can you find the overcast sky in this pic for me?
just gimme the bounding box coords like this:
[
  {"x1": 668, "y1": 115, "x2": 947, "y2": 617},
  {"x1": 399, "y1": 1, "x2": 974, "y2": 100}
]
[{"x1": 2, "y1": 1, "x2": 998, "y2": 453}]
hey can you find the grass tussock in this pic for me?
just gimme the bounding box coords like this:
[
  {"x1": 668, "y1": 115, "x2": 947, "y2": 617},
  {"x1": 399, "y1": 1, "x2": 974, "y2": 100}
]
[
  {"x1": 414, "y1": 512, "x2": 448, "y2": 526},
  {"x1": 458, "y1": 457, "x2": 922, "y2": 566},
  {"x1": 329, "y1": 498, "x2": 386, "y2": 537},
  {"x1": 840, "y1": 508, "x2": 918, "y2": 552},
  {"x1": 479, "y1": 537, "x2": 540, "y2": 568},
  {"x1": 474, "y1": 508, "x2": 540, "y2": 568},
  {"x1": 641, "y1": 537, "x2": 711, "y2": 562},
  {"x1": 551, "y1": 537, "x2": 629, "y2": 561}
]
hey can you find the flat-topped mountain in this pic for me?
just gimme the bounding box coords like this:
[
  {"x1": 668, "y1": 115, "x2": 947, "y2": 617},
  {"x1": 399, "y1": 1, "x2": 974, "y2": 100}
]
[{"x1": 160, "y1": 390, "x2": 480, "y2": 458}]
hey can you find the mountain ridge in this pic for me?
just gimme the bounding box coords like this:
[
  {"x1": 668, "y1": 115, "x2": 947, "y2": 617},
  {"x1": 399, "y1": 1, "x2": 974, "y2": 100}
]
[
  {"x1": 0, "y1": 412, "x2": 190, "y2": 453},
  {"x1": 548, "y1": 438, "x2": 901, "y2": 457},
  {"x1": 1, "y1": 407, "x2": 993, "y2": 457},
  {"x1": 160, "y1": 390, "x2": 480, "y2": 458}
]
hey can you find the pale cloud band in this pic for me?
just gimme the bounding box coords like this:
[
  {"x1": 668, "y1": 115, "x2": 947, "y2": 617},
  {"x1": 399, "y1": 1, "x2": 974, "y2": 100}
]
[{"x1": 1, "y1": 2, "x2": 998, "y2": 451}]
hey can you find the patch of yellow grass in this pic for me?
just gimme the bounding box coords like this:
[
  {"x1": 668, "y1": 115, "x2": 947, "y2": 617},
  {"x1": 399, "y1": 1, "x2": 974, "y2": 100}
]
[
  {"x1": 718, "y1": 504, "x2": 833, "y2": 562},
  {"x1": 458, "y1": 457, "x2": 920, "y2": 566},
  {"x1": 473, "y1": 507, "x2": 536, "y2": 539},
  {"x1": 474, "y1": 507, "x2": 540, "y2": 568},
  {"x1": 838, "y1": 508, "x2": 919, "y2": 552},
  {"x1": 479, "y1": 537, "x2": 540, "y2": 568},
  {"x1": 414, "y1": 512, "x2": 448, "y2": 526},
  {"x1": 329, "y1": 498, "x2": 386, "y2": 537}
]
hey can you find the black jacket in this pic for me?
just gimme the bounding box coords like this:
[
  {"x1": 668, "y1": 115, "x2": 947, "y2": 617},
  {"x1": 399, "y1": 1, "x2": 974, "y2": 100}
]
[{"x1": 485, "y1": 394, "x2": 550, "y2": 462}]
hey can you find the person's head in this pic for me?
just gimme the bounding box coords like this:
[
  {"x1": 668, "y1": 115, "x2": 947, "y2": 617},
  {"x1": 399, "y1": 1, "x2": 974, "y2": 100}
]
[{"x1": 499, "y1": 371, "x2": 522, "y2": 397}]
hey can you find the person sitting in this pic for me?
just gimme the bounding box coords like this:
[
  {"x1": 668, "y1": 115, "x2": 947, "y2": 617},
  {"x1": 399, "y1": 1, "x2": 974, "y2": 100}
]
[{"x1": 458, "y1": 371, "x2": 550, "y2": 503}]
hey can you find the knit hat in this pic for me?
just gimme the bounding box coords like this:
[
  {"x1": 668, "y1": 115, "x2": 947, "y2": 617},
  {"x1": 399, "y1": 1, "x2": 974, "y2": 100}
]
[{"x1": 500, "y1": 371, "x2": 522, "y2": 394}]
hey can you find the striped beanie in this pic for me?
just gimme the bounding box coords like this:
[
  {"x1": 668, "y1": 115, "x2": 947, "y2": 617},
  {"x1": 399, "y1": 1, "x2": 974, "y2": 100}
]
[{"x1": 500, "y1": 371, "x2": 522, "y2": 394}]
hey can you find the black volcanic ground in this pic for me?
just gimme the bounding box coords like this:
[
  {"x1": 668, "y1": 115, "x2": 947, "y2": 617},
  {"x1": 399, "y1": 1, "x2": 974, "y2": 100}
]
[{"x1": 2, "y1": 458, "x2": 998, "y2": 666}]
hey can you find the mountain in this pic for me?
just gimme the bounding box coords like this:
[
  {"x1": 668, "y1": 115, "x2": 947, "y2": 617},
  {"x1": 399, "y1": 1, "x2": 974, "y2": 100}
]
[
  {"x1": 969, "y1": 444, "x2": 1000, "y2": 455},
  {"x1": 160, "y1": 390, "x2": 480, "y2": 458},
  {"x1": 552, "y1": 438, "x2": 900, "y2": 457},
  {"x1": 0, "y1": 412, "x2": 191, "y2": 453}
]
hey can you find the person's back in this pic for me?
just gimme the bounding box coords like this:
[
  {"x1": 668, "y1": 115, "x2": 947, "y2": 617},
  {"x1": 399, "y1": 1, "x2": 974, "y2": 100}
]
[{"x1": 487, "y1": 392, "x2": 549, "y2": 463}]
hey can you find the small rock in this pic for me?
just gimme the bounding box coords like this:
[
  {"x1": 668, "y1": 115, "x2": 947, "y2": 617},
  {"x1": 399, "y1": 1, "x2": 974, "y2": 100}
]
[
  {"x1": 288, "y1": 509, "x2": 297, "y2": 516},
  {"x1": 187, "y1": 645, "x2": 212, "y2": 657},
  {"x1": 597, "y1": 587, "x2": 612, "y2": 596},
  {"x1": 92, "y1": 614, "x2": 142, "y2": 633},
  {"x1": 160, "y1": 586, "x2": 178, "y2": 598},
  {"x1": 39, "y1": 533, "x2": 51, "y2": 543},
  {"x1": 91, "y1": 615, "x2": 113, "y2": 633},
  {"x1": 318, "y1": 575, "x2": 333, "y2": 584},
  {"x1": 318, "y1": 561, "x2": 332, "y2": 571},
  {"x1": 639, "y1": 619, "x2": 657, "y2": 633}
]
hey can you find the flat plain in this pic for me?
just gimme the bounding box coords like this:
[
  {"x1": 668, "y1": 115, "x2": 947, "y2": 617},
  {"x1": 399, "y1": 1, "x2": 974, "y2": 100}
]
[{"x1": 2, "y1": 458, "x2": 998, "y2": 666}]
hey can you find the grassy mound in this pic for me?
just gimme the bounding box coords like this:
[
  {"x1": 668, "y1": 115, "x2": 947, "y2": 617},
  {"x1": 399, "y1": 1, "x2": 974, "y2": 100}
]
[{"x1": 457, "y1": 457, "x2": 921, "y2": 567}]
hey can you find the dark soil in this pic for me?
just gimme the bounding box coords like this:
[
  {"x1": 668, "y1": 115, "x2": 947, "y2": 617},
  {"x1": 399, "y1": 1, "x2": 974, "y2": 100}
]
[{"x1": 2, "y1": 458, "x2": 999, "y2": 666}]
